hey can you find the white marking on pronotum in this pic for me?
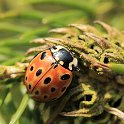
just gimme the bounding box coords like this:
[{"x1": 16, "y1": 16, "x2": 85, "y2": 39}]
[
  {"x1": 51, "y1": 45, "x2": 69, "y2": 53},
  {"x1": 73, "y1": 57, "x2": 78, "y2": 67},
  {"x1": 69, "y1": 58, "x2": 78, "y2": 70},
  {"x1": 55, "y1": 56, "x2": 59, "y2": 61},
  {"x1": 59, "y1": 61, "x2": 64, "y2": 65},
  {"x1": 51, "y1": 45, "x2": 65, "y2": 53}
]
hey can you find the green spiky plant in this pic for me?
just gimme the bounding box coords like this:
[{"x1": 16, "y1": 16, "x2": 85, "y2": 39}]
[{"x1": 0, "y1": 0, "x2": 124, "y2": 124}]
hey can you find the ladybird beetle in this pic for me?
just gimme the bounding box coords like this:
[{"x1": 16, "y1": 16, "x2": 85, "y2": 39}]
[{"x1": 24, "y1": 45, "x2": 78, "y2": 102}]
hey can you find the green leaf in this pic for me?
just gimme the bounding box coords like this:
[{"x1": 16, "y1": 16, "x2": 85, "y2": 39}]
[
  {"x1": 0, "y1": 22, "x2": 31, "y2": 33},
  {"x1": 108, "y1": 63, "x2": 124, "y2": 74},
  {"x1": 9, "y1": 94, "x2": 29, "y2": 124},
  {"x1": 0, "y1": 87, "x2": 10, "y2": 107}
]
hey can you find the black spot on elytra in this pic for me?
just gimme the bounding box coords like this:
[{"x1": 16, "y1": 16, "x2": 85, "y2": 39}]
[
  {"x1": 51, "y1": 62, "x2": 54, "y2": 66},
  {"x1": 61, "y1": 87, "x2": 66, "y2": 92},
  {"x1": 36, "y1": 69, "x2": 42, "y2": 76},
  {"x1": 53, "y1": 64, "x2": 58, "y2": 69},
  {"x1": 51, "y1": 87, "x2": 56, "y2": 92},
  {"x1": 35, "y1": 90, "x2": 39, "y2": 95},
  {"x1": 29, "y1": 84, "x2": 31, "y2": 89},
  {"x1": 30, "y1": 66, "x2": 34, "y2": 71},
  {"x1": 44, "y1": 95, "x2": 48, "y2": 99},
  {"x1": 44, "y1": 77, "x2": 51, "y2": 84},
  {"x1": 40, "y1": 52, "x2": 46, "y2": 60},
  {"x1": 61, "y1": 74, "x2": 70, "y2": 80},
  {"x1": 25, "y1": 76, "x2": 27, "y2": 80}
]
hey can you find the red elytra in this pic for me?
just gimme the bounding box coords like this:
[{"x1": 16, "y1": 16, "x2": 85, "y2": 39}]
[{"x1": 24, "y1": 49, "x2": 72, "y2": 102}]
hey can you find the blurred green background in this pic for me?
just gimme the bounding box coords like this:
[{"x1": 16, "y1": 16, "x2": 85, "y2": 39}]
[
  {"x1": 0, "y1": 0, "x2": 124, "y2": 124},
  {"x1": 0, "y1": 0, "x2": 124, "y2": 65}
]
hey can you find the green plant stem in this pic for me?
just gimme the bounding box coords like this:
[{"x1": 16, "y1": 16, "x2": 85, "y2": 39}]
[
  {"x1": 9, "y1": 94, "x2": 29, "y2": 124},
  {"x1": 0, "y1": 22, "x2": 31, "y2": 33},
  {"x1": 108, "y1": 63, "x2": 124, "y2": 74},
  {"x1": 0, "y1": 87, "x2": 10, "y2": 107}
]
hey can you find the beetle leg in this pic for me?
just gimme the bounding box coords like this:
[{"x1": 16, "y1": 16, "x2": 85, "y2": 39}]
[{"x1": 72, "y1": 65, "x2": 80, "y2": 71}]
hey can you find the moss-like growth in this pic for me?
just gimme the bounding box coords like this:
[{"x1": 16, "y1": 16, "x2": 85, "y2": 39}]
[{"x1": 1, "y1": 21, "x2": 124, "y2": 124}]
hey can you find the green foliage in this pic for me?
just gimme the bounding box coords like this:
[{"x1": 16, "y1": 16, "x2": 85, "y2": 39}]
[
  {"x1": 0, "y1": 0, "x2": 124, "y2": 64},
  {"x1": 0, "y1": 0, "x2": 124, "y2": 124}
]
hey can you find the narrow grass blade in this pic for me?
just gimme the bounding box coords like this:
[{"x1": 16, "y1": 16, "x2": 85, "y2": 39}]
[
  {"x1": 9, "y1": 94, "x2": 29, "y2": 124},
  {"x1": 108, "y1": 63, "x2": 124, "y2": 74}
]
